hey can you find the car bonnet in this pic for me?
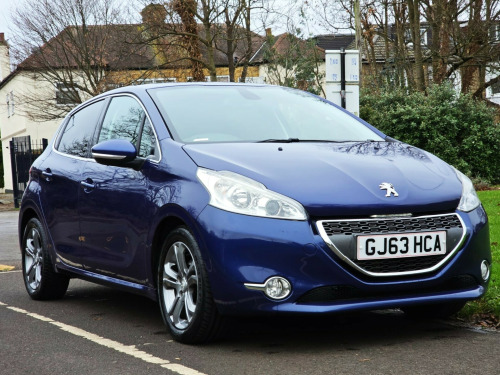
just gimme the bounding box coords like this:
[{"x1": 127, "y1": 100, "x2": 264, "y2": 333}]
[{"x1": 182, "y1": 141, "x2": 462, "y2": 217}]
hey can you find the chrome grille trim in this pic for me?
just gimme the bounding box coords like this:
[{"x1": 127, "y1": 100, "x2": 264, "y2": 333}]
[{"x1": 316, "y1": 213, "x2": 467, "y2": 278}]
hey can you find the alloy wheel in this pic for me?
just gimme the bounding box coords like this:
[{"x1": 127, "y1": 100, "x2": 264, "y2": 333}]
[
  {"x1": 24, "y1": 226, "x2": 43, "y2": 292},
  {"x1": 161, "y1": 241, "x2": 199, "y2": 330}
]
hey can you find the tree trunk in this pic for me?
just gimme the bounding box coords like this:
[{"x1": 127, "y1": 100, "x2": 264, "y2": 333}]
[
  {"x1": 461, "y1": 0, "x2": 483, "y2": 93},
  {"x1": 407, "y1": 0, "x2": 426, "y2": 91},
  {"x1": 173, "y1": 0, "x2": 205, "y2": 81}
]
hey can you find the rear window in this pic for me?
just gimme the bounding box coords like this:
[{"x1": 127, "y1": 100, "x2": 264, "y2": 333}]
[{"x1": 57, "y1": 100, "x2": 105, "y2": 157}]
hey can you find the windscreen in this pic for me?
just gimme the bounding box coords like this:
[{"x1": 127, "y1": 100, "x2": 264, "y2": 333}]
[{"x1": 148, "y1": 85, "x2": 384, "y2": 143}]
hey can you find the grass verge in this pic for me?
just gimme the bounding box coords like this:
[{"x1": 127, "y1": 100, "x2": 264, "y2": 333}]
[{"x1": 458, "y1": 189, "x2": 499, "y2": 324}]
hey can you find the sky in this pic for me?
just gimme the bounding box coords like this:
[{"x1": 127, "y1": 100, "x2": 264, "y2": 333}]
[
  {"x1": 0, "y1": 0, "x2": 16, "y2": 40},
  {"x1": 0, "y1": 0, "x2": 335, "y2": 46}
]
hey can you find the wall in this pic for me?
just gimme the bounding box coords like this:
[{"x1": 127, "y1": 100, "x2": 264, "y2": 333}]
[{"x1": 0, "y1": 73, "x2": 62, "y2": 191}]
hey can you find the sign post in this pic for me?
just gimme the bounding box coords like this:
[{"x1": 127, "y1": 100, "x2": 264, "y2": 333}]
[{"x1": 325, "y1": 49, "x2": 360, "y2": 116}]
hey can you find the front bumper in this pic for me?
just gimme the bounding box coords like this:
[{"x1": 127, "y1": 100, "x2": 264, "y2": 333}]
[{"x1": 195, "y1": 205, "x2": 491, "y2": 315}]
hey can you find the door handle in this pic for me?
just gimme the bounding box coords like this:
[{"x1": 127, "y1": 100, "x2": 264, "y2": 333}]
[
  {"x1": 42, "y1": 169, "x2": 53, "y2": 182},
  {"x1": 80, "y1": 179, "x2": 95, "y2": 192}
]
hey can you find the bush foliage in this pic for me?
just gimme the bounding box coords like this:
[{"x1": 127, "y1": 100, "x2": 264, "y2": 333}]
[{"x1": 360, "y1": 83, "x2": 500, "y2": 184}]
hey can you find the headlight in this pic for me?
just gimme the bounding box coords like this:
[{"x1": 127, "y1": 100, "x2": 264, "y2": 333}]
[
  {"x1": 197, "y1": 168, "x2": 307, "y2": 220},
  {"x1": 454, "y1": 168, "x2": 481, "y2": 212}
]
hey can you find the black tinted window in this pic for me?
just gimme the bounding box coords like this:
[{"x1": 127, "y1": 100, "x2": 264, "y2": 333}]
[
  {"x1": 98, "y1": 96, "x2": 144, "y2": 145},
  {"x1": 57, "y1": 100, "x2": 104, "y2": 157}
]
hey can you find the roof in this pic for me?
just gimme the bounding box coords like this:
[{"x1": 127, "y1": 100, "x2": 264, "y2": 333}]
[
  {"x1": 250, "y1": 32, "x2": 325, "y2": 63},
  {"x1": 314, "y1": 34, "x2": 355, "y2": 51},
  {"x1": 17, "y1": 23, "x2": 267, "y2": 72}
]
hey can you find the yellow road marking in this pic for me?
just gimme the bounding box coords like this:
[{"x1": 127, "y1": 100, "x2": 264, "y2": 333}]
[{"x1": 0, "y1": 265, "x2": 15, "y2": 272}]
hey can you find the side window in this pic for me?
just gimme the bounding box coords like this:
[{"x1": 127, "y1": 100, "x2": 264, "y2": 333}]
[
  {"x1": 99, "y1": 96, "x2": 158, "y2": 160},
  {"x1": 57, "y1": 100, "x2": 105, "y2": 157},
  {"x1": 138, "y1": 118, "x2": 158, "y2": 159},
  {"x1": 98, "y1": 96, "x2": 144, "y2": 145}
]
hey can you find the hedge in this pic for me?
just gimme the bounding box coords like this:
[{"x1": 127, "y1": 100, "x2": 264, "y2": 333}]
[{"x1": 360, "y1": 83, "x2": 500, "y2": 184}]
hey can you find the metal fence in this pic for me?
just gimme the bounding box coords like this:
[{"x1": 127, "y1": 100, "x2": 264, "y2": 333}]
[{"x1": 9, "y1": 136, "x2": 48, "y2": 208}]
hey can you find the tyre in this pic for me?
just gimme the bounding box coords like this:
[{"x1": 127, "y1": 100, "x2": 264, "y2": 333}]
[
  {"x1": 22, "y1": 218, "x2": 69, "y2": 300},
  {"x1": 157, "y1": 226, "x2": 223, "y2": 344},
  {"x1": 402, "y1": 301, "x2": 466, "y2": 319}
]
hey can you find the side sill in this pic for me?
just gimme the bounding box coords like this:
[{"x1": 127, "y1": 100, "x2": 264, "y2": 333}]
[{"x1": 56, "y1": 263, "x2": 158, "y2": 301}]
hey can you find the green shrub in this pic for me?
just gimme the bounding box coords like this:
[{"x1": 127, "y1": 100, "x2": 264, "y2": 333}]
[{"x1": 360, "y1": 83, "x2": 500, "y2": 184}]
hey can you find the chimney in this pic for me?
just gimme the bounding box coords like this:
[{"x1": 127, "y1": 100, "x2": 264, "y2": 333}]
[
  {"x1": 0, "y1": 33, "x2": 11, "y2": 82},
  {"x1": 265, "y1": 28, "x2": 272, "y2": 38},
  {"x1": 141, "y1": 4, "x2": 167, "y2": 26}
]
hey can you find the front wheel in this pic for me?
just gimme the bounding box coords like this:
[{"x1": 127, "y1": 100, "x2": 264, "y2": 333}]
[
  {"x1": 22, "y1": 218, "x2": 69, "y2": 300},
  {"x1": 157, "y1": 227, "x2": 224, "y2": 344}
]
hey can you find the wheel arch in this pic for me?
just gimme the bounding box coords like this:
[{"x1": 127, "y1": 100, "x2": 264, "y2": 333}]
[
  {"x1": 150, "y1": 215, "x2": 186, "y2": 288},
  {"x1": 149, "y1": 204, "x2": 210, "y2": 289},
  {"x1": 19, "y1": 206, "x2": 41, "y2": 249}
]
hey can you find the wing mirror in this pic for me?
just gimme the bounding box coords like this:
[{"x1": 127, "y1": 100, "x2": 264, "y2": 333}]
[{"x1": 91, "y1": 139, "x2": 143, "y2": 169}]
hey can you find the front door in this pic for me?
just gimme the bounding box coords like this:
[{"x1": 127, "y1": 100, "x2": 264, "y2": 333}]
[{"x1": 78, "y1": 95, "x2": 160, "y2": 284}]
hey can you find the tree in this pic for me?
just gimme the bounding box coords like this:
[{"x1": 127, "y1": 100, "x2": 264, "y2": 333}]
[
  {"x1": 8, "y1": 0, "x2": 160, "y2": 121},
  {"x1": 308, "y1": 0, "x2": 500, "y2": 97},
  {"x1": 263, "y1": 31, "x2": 325, "y2": 96},
  {"x1": 171, "y1": 0, "x2": 205, "y2": 81},
  {"x1": 143, "y1": 0, "x2": 265, "y2": 82}
]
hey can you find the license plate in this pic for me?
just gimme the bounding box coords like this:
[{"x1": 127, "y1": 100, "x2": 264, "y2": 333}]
[{"x1": 357, "y1": 231, "x2": 446, "y2": 260}]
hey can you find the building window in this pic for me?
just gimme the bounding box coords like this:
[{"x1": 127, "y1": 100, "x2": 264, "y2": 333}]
[
  {"x1": 6, "y1": 91, "x2": 14, "y2": 117},
  {"x1": 491, "y1": 79, "x2": 500, "y2": 95},
  {"x1": 10, "y1": 91, "x2": 14, "y2": 116},
  {"x1": 56, "y1": 83, "x2": 80, "y2": 105},
  {"x1": 490, "y1": 24, "x2": 500, "y2": 42},
  {"x1": 405, "y1": 27, "x2": 428, "y2": 45}
]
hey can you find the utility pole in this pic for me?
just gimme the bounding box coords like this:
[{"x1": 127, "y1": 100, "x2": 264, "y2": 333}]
[{"x1": 354, "y1": 0, "x2": 362, "y2": 86}]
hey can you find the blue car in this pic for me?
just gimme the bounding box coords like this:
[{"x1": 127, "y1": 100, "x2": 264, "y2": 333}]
[{"x1": 19, "y1": 83, "x2": 491, "y2": 343}]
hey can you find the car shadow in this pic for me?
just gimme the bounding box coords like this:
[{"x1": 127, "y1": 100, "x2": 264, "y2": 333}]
[{"x1": 51, "y1": 279, "x2": 467, "y2": 351}]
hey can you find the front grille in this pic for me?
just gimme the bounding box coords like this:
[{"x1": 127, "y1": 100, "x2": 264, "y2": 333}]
[
  {"x1": 317, "y1": 213, "x2": 466, "y2": 277},
  {"x1": 322, "y1": 215, "x2": 462, "y2": 236},
  {"x1": 297, "y1": 275, "x2": 478, "y2": 304},
  {"x1": 353, "y1": 255, "x2": 448, "y2": 274}
]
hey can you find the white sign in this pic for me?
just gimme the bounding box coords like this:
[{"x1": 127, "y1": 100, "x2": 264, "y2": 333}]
[{"x1": 325, "y1": 50, "x2": 360, "y2": 116}]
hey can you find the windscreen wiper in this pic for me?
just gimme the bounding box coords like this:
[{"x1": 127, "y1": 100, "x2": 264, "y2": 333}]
[
  {"x1": 258, "y1": 138, "x2": 301, "y2": 143},
  {"x1": 258, "y1": 138, "x2": 376, "y2": 143}
]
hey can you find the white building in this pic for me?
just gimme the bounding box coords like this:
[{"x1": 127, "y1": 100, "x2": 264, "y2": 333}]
[{"x1": 1, "y1": 33, "x2": 62, "y2": 192}]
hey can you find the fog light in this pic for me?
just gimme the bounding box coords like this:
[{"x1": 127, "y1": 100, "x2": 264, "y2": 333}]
[
  {"x1": 481, "y1": 260, "x2": 490, "y2": 282},
  {"x1": 264, "y1": 277, "x2": 291, "y2": 300},
  {"x1": 244, "y1": 276, "x2": 292, "y2": 300}
]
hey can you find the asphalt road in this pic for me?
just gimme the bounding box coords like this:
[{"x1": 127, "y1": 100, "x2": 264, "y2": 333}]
[{"x1": 1, "y1": 211, "x2": 499, "y2": 375}]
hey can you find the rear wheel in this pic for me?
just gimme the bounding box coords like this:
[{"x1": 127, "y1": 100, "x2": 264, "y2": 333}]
[
  {"x1": 157, "y1": 226, "x2": 223, "y2": 344},
  {"x1": 402, "y1": 301, "x2": 466, "y2": 319},
  {"x1": 22, "y1": 218, "x2": 69, "y2": 300}
]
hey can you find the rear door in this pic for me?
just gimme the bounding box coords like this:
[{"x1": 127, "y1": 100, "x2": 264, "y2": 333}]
[{"x1": 38, "y1": 99, "x2": 106, "y2": 267}]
